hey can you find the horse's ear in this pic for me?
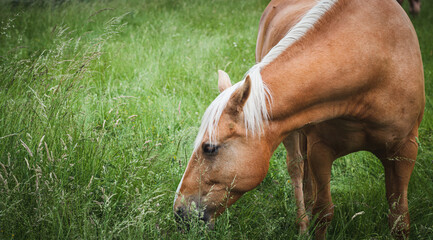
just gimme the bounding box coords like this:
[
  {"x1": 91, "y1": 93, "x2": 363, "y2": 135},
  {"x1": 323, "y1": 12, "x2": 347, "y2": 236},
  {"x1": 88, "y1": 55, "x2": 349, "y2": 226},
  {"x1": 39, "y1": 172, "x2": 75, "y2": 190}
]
[
  {"x1": 227, "y1": 75, "x2": 251, "y2": 113},
  {"x1": 218, "y1": 70, "x2": 232, "y2": 92}
]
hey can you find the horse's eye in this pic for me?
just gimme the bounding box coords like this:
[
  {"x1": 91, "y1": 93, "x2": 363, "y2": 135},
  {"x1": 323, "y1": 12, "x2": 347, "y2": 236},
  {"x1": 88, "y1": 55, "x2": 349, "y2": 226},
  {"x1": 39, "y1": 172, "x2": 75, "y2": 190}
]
[{"x1": 202, "y1": 143, "x2": 219, "y2": 156}]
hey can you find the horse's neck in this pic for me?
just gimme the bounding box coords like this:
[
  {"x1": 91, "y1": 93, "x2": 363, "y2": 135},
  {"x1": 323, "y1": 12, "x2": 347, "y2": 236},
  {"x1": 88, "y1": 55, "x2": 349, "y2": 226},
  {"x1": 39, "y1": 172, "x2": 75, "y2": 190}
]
[{"x1": 261, "y1": 29, "x2": 360, "y2": 148}]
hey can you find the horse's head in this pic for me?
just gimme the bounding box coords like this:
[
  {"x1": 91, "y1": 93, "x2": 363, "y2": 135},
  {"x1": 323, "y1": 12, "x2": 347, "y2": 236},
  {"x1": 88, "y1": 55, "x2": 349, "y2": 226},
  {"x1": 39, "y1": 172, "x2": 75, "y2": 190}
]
[{"x1": 173, "y1": 70, "x2": 273, "y2": 228}]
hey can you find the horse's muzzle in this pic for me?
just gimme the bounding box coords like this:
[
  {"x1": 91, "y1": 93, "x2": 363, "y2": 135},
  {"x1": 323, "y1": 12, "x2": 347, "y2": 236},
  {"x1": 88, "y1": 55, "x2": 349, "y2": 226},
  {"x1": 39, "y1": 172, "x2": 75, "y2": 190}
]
[{"x1": 174, "y1": 204, "x2": 213, "y2": 231}]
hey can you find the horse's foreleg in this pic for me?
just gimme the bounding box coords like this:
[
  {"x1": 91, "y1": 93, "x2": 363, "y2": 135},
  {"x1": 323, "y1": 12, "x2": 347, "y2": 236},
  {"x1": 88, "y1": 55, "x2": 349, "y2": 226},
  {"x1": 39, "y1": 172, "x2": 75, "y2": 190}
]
[
  {"x1": 283, "y1": 132, "x2": 309, "y2": 234},
  {"x1": 302, "y1": 151, "x2": 315, "y2": 218},
  {"x1": 307, "y1": 139, "x2": 335, "y2": 240},
  {"x1": 377, "y1": 137, "x2": 418, "y2": 239}
]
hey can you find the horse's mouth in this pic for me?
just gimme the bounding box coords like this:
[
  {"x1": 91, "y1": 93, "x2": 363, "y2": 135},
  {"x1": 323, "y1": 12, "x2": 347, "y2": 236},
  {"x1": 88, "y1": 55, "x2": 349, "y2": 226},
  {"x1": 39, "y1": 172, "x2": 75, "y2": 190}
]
[{"x1": 174, "y1": 204, "x2": 214, "y2": 231}]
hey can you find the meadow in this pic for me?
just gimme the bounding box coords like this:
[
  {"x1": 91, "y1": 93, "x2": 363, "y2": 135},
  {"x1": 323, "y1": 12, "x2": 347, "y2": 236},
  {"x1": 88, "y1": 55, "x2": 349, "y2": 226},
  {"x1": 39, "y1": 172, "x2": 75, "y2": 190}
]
[{"x1": 0, "y1": 0, "x2": 432, "y2": 239}]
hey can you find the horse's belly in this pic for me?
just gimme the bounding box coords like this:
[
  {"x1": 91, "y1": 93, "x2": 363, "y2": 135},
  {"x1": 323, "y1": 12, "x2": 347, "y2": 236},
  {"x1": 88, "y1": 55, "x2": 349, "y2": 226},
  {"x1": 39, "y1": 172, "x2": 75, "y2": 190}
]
[{"x1": 303, "y1": 118, "x2": 412, "y2": 157}]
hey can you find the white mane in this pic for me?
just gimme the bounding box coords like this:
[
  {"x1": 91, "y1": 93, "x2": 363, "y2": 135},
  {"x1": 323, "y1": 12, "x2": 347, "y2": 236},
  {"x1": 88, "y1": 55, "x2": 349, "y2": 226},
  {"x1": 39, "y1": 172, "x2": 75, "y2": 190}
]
[{"x1": 193, "y1": 0, "x2": 338, "y2": 150}]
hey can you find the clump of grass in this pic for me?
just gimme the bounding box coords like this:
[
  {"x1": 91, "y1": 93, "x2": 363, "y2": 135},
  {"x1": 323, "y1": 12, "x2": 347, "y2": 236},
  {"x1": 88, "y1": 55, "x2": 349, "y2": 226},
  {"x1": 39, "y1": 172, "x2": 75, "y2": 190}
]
[{"x1": 0, "y1": 8, "x2": 149, "y2": 239}]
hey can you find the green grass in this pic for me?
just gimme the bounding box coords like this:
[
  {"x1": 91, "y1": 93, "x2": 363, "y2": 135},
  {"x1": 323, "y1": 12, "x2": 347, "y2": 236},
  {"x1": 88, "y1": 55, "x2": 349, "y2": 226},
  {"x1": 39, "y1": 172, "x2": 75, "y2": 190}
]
[{"x1": 0, "y1": 0, "x2": 432, "y2": 239}]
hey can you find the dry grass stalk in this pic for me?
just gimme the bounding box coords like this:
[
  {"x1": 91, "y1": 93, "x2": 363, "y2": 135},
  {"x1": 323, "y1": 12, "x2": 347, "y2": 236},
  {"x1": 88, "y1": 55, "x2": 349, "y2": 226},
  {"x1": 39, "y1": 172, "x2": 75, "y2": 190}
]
[
  {"x1": 20, "y1": 139, "x2": 33, "y2": 157},
  {"x1": 44, "y1": 142, "x2": 52, "y2": 162}
]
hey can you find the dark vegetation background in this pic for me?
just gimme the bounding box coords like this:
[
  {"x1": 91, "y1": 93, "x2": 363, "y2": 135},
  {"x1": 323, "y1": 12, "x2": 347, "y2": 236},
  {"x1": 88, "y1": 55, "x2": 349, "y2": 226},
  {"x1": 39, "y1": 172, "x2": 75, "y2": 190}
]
[{"x1": 0, "y1": 0, "x2": 432, "y2": 239}]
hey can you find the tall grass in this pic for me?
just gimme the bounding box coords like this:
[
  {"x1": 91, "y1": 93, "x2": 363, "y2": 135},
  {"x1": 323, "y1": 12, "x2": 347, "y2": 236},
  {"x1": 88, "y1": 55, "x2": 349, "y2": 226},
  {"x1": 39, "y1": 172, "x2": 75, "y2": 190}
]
[{"x1": 0, "y1": 0, "x2": 432, "y2": 239}]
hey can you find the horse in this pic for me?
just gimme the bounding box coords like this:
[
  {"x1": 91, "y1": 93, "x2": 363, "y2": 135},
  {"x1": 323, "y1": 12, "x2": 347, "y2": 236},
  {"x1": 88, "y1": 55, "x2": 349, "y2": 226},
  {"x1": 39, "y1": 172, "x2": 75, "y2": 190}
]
[
  {"x1": 397, "y1": 0, "x2": 421, "y2": 15},
  {"x1": 173, "y1": 0, "x2": 425, "y2": 239}
]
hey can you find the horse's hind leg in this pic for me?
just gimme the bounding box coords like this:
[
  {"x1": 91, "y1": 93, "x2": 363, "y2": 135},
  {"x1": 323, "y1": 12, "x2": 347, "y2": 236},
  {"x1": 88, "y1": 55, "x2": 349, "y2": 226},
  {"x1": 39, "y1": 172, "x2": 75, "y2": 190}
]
[
  {"x1": 376, "y1": 135, "x2": 418, "y2": 239},
  {"x1": 283, "y1": 131, "x2": 312, "y2": 234}
]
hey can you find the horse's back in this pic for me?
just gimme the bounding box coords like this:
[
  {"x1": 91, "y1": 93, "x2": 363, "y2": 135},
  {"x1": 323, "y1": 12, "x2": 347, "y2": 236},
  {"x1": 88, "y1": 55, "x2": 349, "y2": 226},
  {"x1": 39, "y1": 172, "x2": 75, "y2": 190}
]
[{"x1": 257, "y1": 0, "x2": 423, "y2": 86}]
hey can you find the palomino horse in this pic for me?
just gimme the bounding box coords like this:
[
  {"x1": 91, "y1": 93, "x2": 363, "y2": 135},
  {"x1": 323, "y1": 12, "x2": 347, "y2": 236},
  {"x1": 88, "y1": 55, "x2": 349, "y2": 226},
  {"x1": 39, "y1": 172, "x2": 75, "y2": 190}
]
[
  {"x1": 173, "y1": 0, "x2": 425, "y2": 239},
  {"x1": 397, "y1": 0, "x2": 421, "y2": 15}
]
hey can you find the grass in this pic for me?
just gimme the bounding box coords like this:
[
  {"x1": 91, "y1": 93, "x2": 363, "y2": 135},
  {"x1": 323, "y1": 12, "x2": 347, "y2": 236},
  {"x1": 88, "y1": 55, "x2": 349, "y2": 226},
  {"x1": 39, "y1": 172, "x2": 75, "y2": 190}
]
[{"x1": 0, "y1": 0, "x2": 432, "y2": 239}]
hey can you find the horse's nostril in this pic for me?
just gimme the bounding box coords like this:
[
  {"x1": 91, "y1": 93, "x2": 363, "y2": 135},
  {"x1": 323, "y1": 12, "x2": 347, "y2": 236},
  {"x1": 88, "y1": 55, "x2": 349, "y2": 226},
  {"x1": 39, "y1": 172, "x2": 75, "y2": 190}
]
[{"x1": 200, "y1": 209, "x2": 211, "y2": 223}]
